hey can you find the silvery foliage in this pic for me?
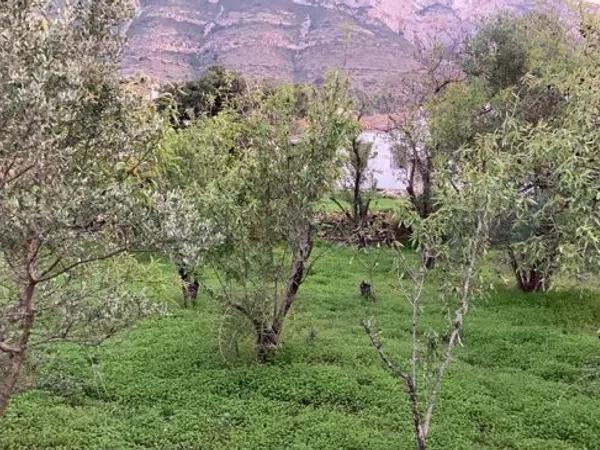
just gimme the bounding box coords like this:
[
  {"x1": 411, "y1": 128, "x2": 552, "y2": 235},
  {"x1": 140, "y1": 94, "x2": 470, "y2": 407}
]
[
  {"x1": 0, "y1": 0, "x2": 179, "y2": 355},
  {"x1": 141, "y1": 190, "x2": 222, "y2": 272},
  {"x1": 0, "y1": 0, "x2": 159, "y2": 267},
  {"x1": 0, "y1": 256, "x2": 167, "y2": 350}
]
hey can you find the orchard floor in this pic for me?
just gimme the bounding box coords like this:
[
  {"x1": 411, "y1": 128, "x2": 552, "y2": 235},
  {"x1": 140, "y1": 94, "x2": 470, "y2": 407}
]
[{"x1": 2, "y1": 245, "x2": 600, "y2": 450}]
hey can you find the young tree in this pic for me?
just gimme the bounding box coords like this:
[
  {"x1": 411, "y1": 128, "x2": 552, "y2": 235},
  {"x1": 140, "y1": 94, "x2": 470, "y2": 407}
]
[
  {"x1": 146, "y1": 188, "x2": 222, "y2": 305},
  {"x1": 342, "y1": 136, "x2": 376, "y2": 227},
  {"x1": 156, "y1": 67, "x2": 248, "y2": 301},
  {"x1": 387, "y1": 30, "x2": 464, "y2": 222},
  {"x1": 364, "y1": 136, "x2": 513, "y2": 450},
  {"x1": 0, "y1": 0, "x2": 174, "y2": 416},
  {"x1": 333, "y1": 94, "x2": 375, "y2": 230},
  {"x1": 199, "y1": 74, "x2": 357, "y2": 361},
  {"x1": 155, "y1": 115, "x2": 239, "y2": 305}
]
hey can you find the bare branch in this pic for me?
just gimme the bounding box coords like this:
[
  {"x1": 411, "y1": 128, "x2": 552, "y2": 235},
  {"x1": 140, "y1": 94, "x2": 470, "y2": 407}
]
[
  {"x1": 362, "y1": 319, "x2": 410, "y2": 382},
  {"x1": 421, "y1": 216, "x2": 486, "y2": 437},
  {"x1": 329, "y1": 196, "x2": 353, "y2": 220}
]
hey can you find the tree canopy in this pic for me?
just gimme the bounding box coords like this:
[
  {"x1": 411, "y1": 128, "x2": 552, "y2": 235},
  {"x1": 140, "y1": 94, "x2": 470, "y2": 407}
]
[
  {"x1": 428, "y1": 11, "x2": 599, "y2": 291},
  {"x1": 0, "y1": 0, "x2": 177, "y2": 416}
]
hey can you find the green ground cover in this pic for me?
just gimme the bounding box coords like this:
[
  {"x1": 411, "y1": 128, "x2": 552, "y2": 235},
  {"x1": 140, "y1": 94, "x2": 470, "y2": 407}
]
[{"x1": 2, "y1": 245, "x2": 599, "y2": 450}]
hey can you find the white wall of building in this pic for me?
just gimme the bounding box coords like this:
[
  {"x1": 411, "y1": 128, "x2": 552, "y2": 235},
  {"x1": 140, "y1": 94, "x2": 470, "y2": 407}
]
[{"x1": 359, "y1": 130, "x2": 409, "y2": 194}]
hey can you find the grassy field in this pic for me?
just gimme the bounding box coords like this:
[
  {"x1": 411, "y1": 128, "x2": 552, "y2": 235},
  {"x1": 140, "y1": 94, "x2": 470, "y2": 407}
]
[{"x1": 2, "y1": 245, "x2": 600, "y2": 450}]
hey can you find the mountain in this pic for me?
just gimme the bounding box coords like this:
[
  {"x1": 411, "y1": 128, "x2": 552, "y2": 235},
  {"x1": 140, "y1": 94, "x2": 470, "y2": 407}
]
[
  {"x1": 123, "y1": 0, "x2": 593, "y2": 91},
  {"x1": 124, "y1": 0, "x2": 416, "y2": 93}
]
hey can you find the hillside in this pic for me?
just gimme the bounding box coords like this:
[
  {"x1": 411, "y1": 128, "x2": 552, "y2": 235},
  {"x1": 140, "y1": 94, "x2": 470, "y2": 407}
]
[
  {"x1": 124, "y1": 0, "x2": 415, "y2": 93},
  {"x1": 124, "y1": 0, "x2": 583, "y2": 92}
]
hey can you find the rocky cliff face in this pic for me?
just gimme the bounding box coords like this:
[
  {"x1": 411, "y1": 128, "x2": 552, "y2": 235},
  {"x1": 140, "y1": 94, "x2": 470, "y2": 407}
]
[
  {"x1": 124, "y1": 0, "x2": 417, "y2": 93},
  {"x1": 123, "y1": 0, "x2": 592, "y2": 91}
]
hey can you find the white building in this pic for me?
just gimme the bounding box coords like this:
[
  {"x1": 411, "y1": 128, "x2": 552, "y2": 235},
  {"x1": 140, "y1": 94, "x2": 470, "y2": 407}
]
[{"x1": 358, "y1": 130, "x2": 409, "y2": 194}]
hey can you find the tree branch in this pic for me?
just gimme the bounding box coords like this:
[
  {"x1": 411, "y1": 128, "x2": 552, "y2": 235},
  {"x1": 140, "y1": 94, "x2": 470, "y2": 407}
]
[
  {"x1": 422, "y1": 216, "x2": 485, "y2": 437},
  {"x1": 330, "y1": 196, "x2": 352, "y2": 220},
  {"x1": 0, "y1": 342, "x2": 20, "y2": 355},
  {"x1": 362, "y1": 319, "x2": 410, "y2": 382},
  {"x1": 36, "y1": 247, "x2": 130, "y2": 283}
]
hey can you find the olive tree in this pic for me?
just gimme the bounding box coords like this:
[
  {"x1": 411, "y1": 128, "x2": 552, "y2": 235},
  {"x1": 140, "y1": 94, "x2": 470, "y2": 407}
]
[
  {"x1": 364, "y1": 136, "x2": 513, "y2": 450},
  {"x1": 155, "y1": 67, "x2": 249, "y2": 302},
  {"x1": 155, "y1": 115, "x2": 238, "y2": 305},
  {"x1": 0, "y1": 0, "x2": 184, "y2": 417},
  {"x1": 193, "y1": 74, "x2": 356, "y2": 361},
  {"x1": 497, "y1": 27, "x2": 600, "y2": 290},
  {"x1": 331, "y1": 94, "x2": 375, "y2": 229},
  {"x1": 460, "y1": 12, "x2": 530, "y2": 94},
  {"x1": 427, "y1": 10, "x2": 597, "y2": 291}
]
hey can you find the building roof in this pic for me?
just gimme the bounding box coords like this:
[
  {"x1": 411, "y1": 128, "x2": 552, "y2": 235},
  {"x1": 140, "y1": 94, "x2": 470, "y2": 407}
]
[{"x1": 359, "y1": 114, "x2": 405, "y2": 132}]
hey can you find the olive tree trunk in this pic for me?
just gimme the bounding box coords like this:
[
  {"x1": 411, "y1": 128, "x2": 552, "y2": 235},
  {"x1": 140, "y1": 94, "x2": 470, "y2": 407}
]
[
  {"x1": 256, "y1": 232, "x2": 313, "y2": 362},
  {"x1": 0, "y1": 278, "x2": 36, "y2": 418},
  {"x1": 508, "y1": 248, "x2": 552, "y2": 293},
  {"x1": 178, "y1": 268, "x2": 200, "y2": 307}
]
